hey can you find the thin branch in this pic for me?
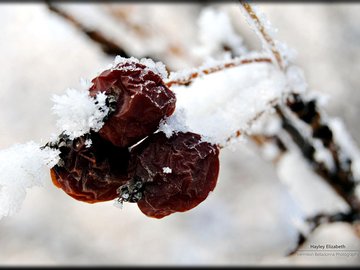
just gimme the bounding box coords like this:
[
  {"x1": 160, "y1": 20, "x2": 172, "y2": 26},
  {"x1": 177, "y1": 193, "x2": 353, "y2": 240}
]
[
  {"x1": 165, "y1": 56, "x2": 272, "y2": 88},
  {"x1": 47, "y1": 3, "x2": 129, "y2": 57},
  {"x1": 239, "y1": 1, "x2": 284, "y2": 70}
]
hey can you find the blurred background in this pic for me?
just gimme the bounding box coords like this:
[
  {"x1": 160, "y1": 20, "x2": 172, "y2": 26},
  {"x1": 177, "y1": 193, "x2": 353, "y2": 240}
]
[{"x1": 0, "y1": 2, "x2": 359, "y2": 266}]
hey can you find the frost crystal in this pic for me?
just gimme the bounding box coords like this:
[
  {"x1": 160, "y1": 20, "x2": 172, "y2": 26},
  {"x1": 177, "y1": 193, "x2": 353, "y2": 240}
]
[
  {"x1": 52, "y1": 88, "x2": 109, "y2": 140},
  {"x1": 84, "y1": 139, "x2": 92, "y2": 148},
  {"x1": 162, "y1": 167, "x2": 172, "y2": 174},
  {"x1": 0, "y1": 142, "x2": 60, "y2": 219}
]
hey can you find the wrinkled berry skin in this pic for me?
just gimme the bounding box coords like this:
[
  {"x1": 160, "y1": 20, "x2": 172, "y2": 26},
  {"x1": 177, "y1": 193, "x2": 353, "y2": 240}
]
[
  {"x1": 130, "y1": 132, "x2": 220, "y2": 219},
  {"x1": 50, "y1": 133, "x2": 131, "y2": 203},
  {"x1": 89, "y1": 61, "x2": 176, "y2": 148}
]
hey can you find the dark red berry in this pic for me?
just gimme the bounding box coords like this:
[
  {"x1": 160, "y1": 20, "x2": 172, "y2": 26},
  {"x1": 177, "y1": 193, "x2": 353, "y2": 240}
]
[
  {"x1": 50, "y1": 133, "x2": 131, "y2": 203},
  {"x1": 127, "y1": 131, "x2": 220, "y2": 219},
  {"x1": 89, "y1": 60, "x2": 176, "y2": 148}
]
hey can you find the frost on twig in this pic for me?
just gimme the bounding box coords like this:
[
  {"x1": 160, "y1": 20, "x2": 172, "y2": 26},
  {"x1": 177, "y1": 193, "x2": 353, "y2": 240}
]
[{"x1": 239, "y1": 1, "x2": 284, "y2": 69}]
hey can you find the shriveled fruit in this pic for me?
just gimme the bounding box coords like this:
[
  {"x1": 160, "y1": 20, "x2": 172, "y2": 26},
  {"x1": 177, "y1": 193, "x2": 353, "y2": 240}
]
[
  {"x1": 49, "y1": 132, "x2": 131, "y2": 203},
  {"x1": 125, "y1": 131, "x2": 220, "y2": 218},
  {"x1": 89, "y1": 60, "x2": 176, "y2": 148}
]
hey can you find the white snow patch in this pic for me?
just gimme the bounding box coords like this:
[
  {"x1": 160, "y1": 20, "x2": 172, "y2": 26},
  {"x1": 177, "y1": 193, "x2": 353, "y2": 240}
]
[{"x1": 158, "y1": 108, "x2": 189, "y2": 138}]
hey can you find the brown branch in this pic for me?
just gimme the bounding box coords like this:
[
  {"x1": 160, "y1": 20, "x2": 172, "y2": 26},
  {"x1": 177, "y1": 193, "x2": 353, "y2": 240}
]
[{"x1": 47, "y1": 3, "x2": 129, "y2": 57}]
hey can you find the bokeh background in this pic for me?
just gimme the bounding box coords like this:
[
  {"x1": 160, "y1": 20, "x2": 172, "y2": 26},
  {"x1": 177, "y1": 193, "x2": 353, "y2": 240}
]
[{"x1": 0, "y1": 2, "x2": 359, "y2": 266}]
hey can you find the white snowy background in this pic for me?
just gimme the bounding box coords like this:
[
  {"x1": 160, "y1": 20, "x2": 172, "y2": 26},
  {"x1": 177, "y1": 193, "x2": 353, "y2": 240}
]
[{"x1": 0, "y1": 2, "x2": 359, "y2": 266}]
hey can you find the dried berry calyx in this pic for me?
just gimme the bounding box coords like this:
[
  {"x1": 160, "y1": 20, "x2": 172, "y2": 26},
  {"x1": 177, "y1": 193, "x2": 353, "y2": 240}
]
[
  {"x1": 127, "y1": 131, "x2": 220, "y2": 219},
  {"x1": 89, "y1": 60, "x2": 176, "y2": 148},
  {"x1": 49, "y1": 132, "x2": 131, "y2": 203}
]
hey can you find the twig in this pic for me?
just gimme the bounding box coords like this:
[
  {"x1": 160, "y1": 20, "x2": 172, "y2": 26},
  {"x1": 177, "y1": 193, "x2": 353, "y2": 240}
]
[
  {"x1": 276, "y1": 106, "x2": 360, "y2": 212},
  {"x1": 47, "y1": 3, "x2": 129, "y2": 57},
  {"x1": 165, "y1": 56, "x2": 272, "y2": 88},
  {"x1": 239, "y1": 1, "x2": 284, "y2": 70}
]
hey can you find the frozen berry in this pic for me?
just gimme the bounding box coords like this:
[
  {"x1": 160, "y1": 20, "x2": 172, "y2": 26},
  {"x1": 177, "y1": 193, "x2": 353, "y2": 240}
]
[
  {"x1": 89, "y1": 60, "x2": 176, "y2": 147},
  {"x1": 125, "y1": 131, "x2": 220, "y2": 219},
  {"x1": 49, "y1": 132, "x2": 131, "y2": 203}
]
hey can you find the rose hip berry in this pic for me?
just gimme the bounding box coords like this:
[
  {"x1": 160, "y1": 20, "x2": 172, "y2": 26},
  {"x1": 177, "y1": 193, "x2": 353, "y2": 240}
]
[
  {"x1": 89, "y1": 60, "x2": 176, "y2": 148},
  {"x1": 49, "y1": 132, "x2": 131, "y2": 203},
  {"x1": 124, "y1": 131, "x2": 220, "y2": 219}
]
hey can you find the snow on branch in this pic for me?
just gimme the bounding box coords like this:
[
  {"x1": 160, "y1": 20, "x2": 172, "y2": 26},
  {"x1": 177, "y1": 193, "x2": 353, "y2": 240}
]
[
  {"x1": 0, "y1": 142, "x2": 60, "y2": 219},
  {"x1": 163, "y1": 56, "x2": 290, "y2": 146}
]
